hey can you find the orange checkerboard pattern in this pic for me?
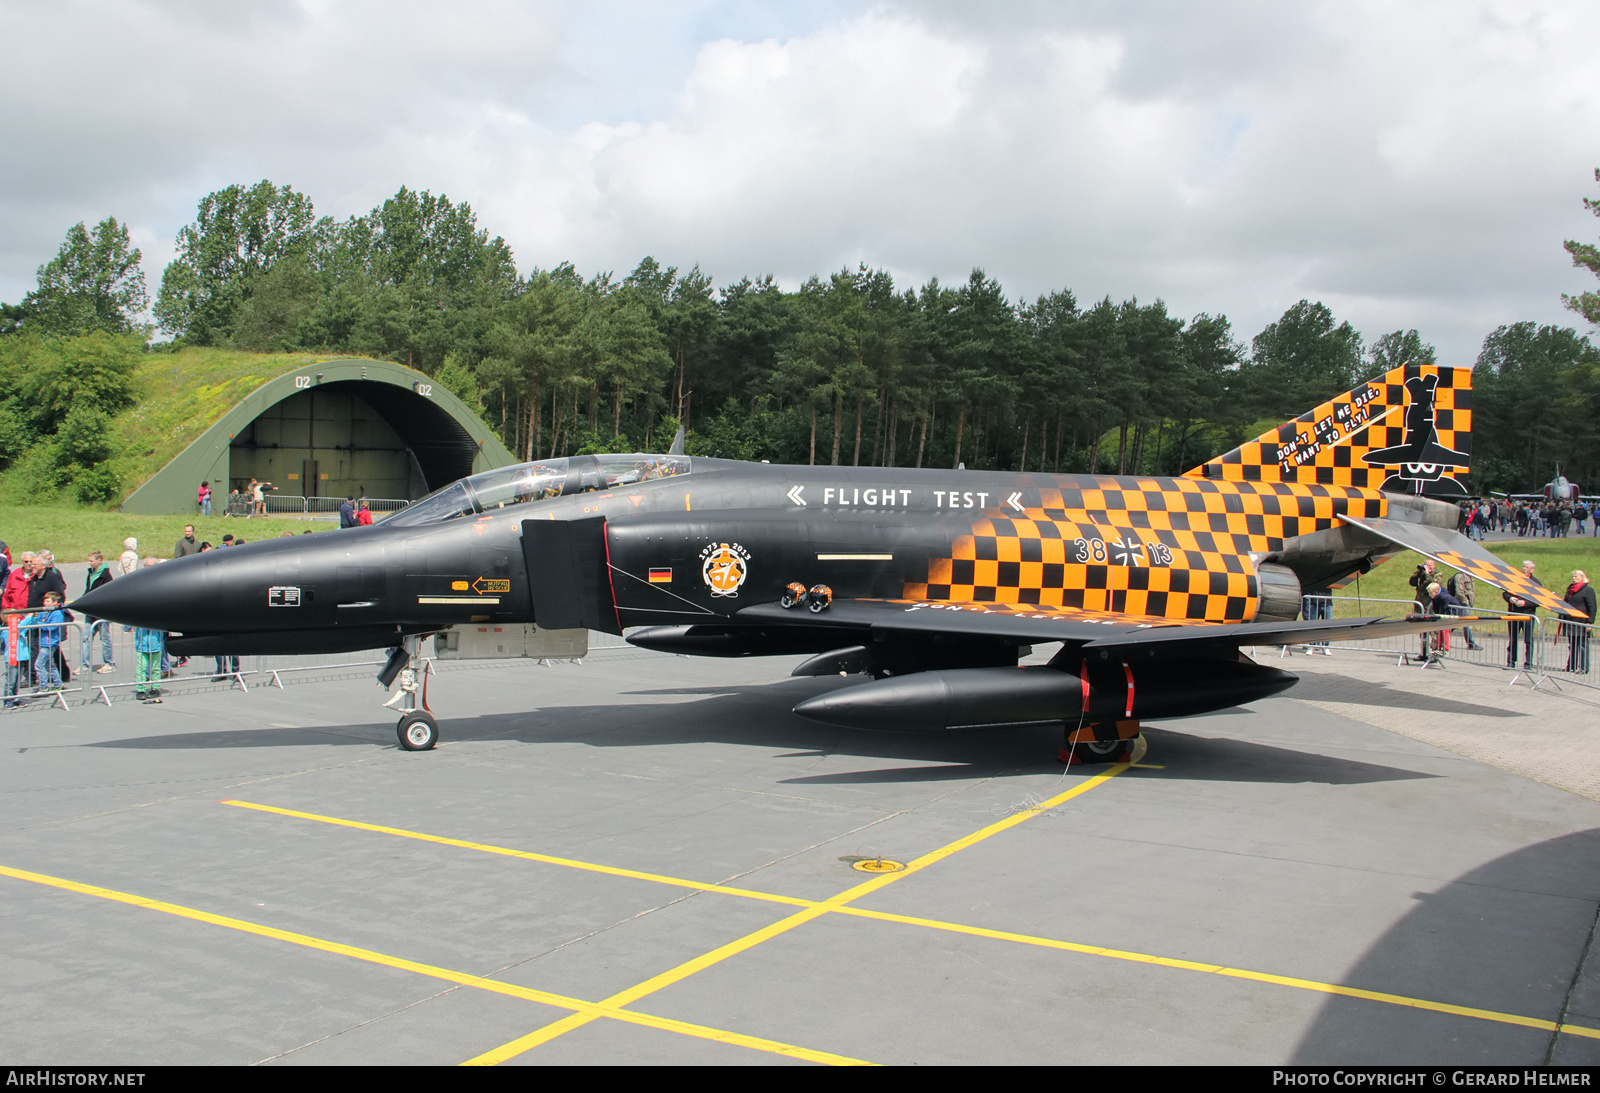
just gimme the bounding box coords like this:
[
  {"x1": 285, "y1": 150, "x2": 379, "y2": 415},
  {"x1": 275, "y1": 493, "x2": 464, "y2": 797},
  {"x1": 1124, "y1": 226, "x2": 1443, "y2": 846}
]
[
  {"x1": 902, "y1": 477, "x2": 1386, "y2": 623},
  {"x1": 1186, "y1": 364, "x2": 1471, "y2": 491},
  {"x1": 870, "y1": 599, "x2": 1180, "y2": 627},
  {"x1": 1428, "y1": 551, "x2": 1568, "y2": 615}
]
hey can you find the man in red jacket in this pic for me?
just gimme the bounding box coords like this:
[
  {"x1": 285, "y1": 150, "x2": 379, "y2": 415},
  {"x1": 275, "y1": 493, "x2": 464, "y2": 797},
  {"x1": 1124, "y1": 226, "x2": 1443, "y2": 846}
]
[{"x1": 2, "y1": 552, "x2": 35, "y2": 612}]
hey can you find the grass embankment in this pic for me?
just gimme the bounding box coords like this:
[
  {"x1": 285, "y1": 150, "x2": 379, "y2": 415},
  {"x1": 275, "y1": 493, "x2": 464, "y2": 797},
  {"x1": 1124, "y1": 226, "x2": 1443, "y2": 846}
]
[
  {"x1": 114, "y1": 347, "x2": 345, "y2": 496},
  {"x1": 0, "y1": 346, "x2": 350, "y2": 509},
  {"x1": 2, "y1": 507, "x2": 333, "y2": 562},
  {"x1": 1339, "y1": 536, "x2": 1599, "y2": 616}
]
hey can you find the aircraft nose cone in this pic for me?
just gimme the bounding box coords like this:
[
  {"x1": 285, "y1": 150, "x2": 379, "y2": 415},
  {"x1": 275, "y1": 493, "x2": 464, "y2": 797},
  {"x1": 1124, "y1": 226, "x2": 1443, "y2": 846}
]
[{"x1": 72, "y1": 556, "x2": 208, "y2": 631}]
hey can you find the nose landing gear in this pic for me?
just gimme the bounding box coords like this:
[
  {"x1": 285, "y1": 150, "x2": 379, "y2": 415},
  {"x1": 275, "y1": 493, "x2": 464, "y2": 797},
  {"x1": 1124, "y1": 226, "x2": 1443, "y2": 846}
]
[{"x1": 381, "y1": 634, "x2": 439, "y2": 751}]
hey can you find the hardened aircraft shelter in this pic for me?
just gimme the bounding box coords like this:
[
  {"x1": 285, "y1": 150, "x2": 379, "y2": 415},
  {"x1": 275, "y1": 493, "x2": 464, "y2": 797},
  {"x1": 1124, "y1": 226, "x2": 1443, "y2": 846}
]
[{"x1": 121, "y1": 358, "x2": 515, "y2": 515}]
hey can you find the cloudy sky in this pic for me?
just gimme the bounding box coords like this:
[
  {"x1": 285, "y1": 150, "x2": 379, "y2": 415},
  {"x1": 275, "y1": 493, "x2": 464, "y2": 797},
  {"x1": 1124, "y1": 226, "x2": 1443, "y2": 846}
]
[{"x1": 3, "y1": 0, "x2": 1598, "y2": 363}]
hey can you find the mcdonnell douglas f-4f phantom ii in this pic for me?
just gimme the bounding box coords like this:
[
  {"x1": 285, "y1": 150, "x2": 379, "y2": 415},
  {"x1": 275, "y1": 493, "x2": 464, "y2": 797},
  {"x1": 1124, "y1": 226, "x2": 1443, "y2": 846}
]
[{"x1": 77, "y1": 363, "x2": 1569, "y2": 758}]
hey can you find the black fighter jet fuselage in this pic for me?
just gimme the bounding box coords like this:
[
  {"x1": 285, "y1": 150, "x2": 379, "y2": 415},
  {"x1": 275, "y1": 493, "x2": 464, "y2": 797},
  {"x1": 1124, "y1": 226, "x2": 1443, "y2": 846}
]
[{"x1": 75, "y1": 364, "x2": 1571, "y2": 755}]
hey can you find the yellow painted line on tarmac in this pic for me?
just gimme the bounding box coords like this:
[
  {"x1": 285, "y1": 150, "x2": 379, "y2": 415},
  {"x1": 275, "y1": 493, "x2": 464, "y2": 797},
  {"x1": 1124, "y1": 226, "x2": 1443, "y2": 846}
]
[
  {"x1": 0, "y1": 863, "x2": 874, "y2": 1067},
  {"x1": 221, "y1": 799, "x2": 814, "y2": 910},
  {"x1": 463, "y1": 904, "x2": 836, "y2": 1066},
  {"x1": 228, "y1": 777, "x2": 1600, "y2": 1054},
  {"x1": 827, "y1": 905, "x2": 1600, "y2": 1041},
  {"x1": 462, "y1": 764, "x2": 1132, "y2": 1065}
]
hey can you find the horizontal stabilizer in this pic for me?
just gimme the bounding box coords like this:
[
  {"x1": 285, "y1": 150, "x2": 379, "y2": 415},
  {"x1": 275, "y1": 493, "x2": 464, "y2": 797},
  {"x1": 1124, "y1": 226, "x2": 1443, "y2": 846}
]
[{"x1": 1336, "y1": 513, "x2": 1569, "y2": 614}]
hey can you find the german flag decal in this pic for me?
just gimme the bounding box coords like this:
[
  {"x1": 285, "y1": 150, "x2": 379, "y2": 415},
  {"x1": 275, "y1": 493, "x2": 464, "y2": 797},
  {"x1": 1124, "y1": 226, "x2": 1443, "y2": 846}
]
[{"x1": 649, "y1": 568, "x2": 672, "y2": 583}]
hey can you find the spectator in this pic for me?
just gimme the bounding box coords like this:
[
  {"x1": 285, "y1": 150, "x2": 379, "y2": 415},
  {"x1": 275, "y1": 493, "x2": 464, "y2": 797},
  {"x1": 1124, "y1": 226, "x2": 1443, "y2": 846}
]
[
  {"x1": 2, "y1": 614, "x2": 29, "y2": 707},
  {"x1": 1427, "y1": 581, "x2": 1461, "y2": 657},
  {"x1": 339, "y1": 496, "x2": 357, "y2": 528},
  {"x1": 1409, "y1": 559, "x2": 1437, "y2": 608},
  {"x1": 118, "y1": 538, "x2": 139, "y2": 576},
  {"x1": 27, "y1": 551, "x2": 66, "y2": 609},
  {"x1": 28, "y1": 592, "x2": 68, "y2": 691},
  {"x1": 1503, "y1": 560, "x2": 1542, "y2": 671},
  {"x1": 357, "y1": 500, "x2": 373, "y2": 526},
  {"x1": 138, "y1": 556, "x2": 181, "y2": 677},
  {"x1": 207, "y1": 539, "x2": 241, "y2": 679},
  {"x1": 173, "y1": 526, "x2": 199, "y2": 558},
  {"x1": 133, "y1": 620, "x2": 164, "y2": 703},
  {"x1": 1447, "y1": 568, "x2": 1480, "y2": 651},
  {"x1": 198, "y1": 481, "x2": 212, "y2": 517},
  {"x1": 1409, "y1": 559, "x2": 1438, "y2": 660},
  {"x1": 1562, "y1": 570, "x2": 1595, "y2": 674},
  {"x1": 82, "y1": 551, "x2": 115, "y2": 674},
  {"x1": 2, "y1": 552, "x2": 33, "y2": 612}
]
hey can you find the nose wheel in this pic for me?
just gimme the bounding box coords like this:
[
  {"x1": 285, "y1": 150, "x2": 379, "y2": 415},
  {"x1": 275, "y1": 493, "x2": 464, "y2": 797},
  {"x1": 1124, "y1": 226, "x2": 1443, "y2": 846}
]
[
  {"x1": 398, "y1": 710, "x2": 439, "y2": 751},
  {"x1": 382, "y1": 634, "x2": 440, "y2": 750}
]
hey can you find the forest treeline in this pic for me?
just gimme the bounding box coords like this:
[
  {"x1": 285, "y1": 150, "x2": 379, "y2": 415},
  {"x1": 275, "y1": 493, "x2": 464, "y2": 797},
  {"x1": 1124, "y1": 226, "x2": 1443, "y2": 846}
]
[{"x1": 4, "y1": 179, "x2": 1599, "y2": 499}]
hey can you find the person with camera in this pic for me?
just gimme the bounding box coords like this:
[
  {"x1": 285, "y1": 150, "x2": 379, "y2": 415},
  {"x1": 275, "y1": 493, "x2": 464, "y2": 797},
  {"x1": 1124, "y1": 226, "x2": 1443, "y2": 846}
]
[
  {"x1": 1409, "y1": 559, "x2": 1438, "y2": 660},
  {"x1": 1447, "y1": 567, "x2": 1480, "y2": 651}
]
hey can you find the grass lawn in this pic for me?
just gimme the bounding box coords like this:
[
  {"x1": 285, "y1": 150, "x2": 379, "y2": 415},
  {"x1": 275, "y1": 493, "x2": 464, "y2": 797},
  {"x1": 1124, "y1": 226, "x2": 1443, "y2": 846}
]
[{"x1": 2, "y1": 504, "x2": 334, "y2": 562}]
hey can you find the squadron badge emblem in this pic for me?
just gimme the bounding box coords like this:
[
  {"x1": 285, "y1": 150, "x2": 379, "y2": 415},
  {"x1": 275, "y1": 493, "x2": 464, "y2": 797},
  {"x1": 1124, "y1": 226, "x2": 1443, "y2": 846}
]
[{"x1": 700, "y1": 542, "x2": 751, "y2": 597}]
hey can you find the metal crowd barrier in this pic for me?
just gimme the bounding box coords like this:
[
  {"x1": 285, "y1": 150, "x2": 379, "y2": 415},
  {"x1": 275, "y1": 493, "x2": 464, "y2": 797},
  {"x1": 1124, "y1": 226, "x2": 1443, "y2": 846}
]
[
  {"x1": 216, "y1": 494, "x2": 412, "y2": 518},
  {"x1": 1545, "y1": 616, "x2": 1597, "y2": 693},
  {"x1": 1284, "y1": 594, "x2": 1595, "y2": 691},
  {"x1": 1, "y1": 620, "x2": 630, "y2": 713},
  {"x1": 3, "y1": 618, "x2": 86, "y2": 709},
  {"x1": 303, "y1": 496, "x2": 410, "y2": 515}
]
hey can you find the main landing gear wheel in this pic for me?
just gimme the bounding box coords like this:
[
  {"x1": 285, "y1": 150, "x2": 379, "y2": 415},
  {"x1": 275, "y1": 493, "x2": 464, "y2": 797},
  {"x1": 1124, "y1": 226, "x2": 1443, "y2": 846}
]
[
  {"x1": 1079, "y1": 739, "x2": 1128, "y2": 763},
  {"x1": 397, "y1": 711, "x2": 438, "y2": 751},
  {"x1": 1059, "y1": 734, "x2": 1147, "y2": 765}
]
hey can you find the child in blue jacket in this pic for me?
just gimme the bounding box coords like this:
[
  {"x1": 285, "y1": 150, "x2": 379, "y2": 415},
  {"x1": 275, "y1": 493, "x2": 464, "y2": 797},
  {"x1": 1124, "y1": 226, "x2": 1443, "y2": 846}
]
[
  {"x1": 27, "y1": 593, "x2": 67, "y2": 691},
  {"x1": 134, "y1": 624, "x2": 164, "y2": 703},
  {"x1": 2, "y1": 617, "x2": 28, "y2": 707}
]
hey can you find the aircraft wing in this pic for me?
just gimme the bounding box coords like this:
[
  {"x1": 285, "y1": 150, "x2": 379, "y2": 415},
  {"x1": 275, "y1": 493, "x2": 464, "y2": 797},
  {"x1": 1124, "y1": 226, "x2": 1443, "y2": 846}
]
[
  {"x1": 734, "y1": 598, "x2": 1484, "y2": 649},
  {"x1": 736, "y1": 598, "x2": 1176, "y2": 644},
  {"x1": 1336, "y1": 513, "x2": 1570, "y2": 614}
]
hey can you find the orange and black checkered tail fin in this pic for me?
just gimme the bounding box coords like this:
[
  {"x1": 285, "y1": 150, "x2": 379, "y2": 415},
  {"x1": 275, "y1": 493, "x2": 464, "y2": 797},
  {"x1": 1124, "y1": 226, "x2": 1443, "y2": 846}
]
[{"x1": 1184, "y1": 363, "x2": 1472, "y2": 498}]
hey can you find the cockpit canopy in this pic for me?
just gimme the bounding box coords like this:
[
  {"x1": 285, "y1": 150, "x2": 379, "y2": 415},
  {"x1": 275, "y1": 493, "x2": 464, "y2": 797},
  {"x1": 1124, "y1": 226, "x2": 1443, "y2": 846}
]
[{"x1": 380, "y1": 454, "x2": 691, "y2": 528}]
